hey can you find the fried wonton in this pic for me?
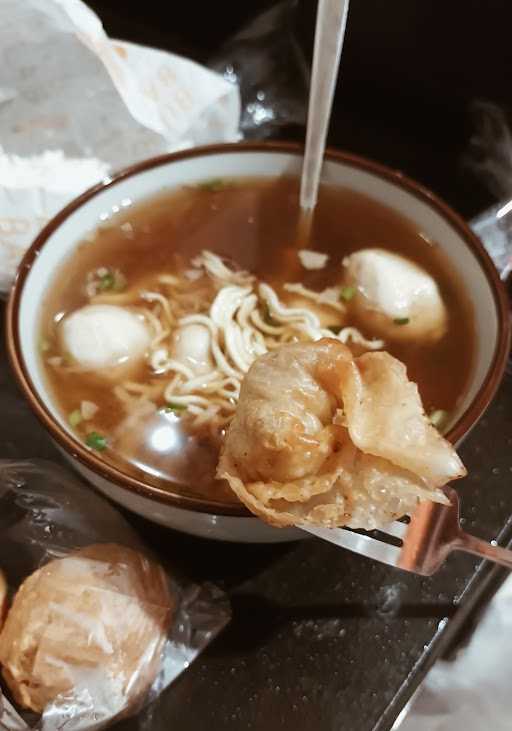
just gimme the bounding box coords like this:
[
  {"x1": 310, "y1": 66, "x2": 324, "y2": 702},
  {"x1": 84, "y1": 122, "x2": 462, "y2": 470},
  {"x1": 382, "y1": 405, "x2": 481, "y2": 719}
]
[{"x1": 217, "y1": 339, "x2": 466, "y2": 529}]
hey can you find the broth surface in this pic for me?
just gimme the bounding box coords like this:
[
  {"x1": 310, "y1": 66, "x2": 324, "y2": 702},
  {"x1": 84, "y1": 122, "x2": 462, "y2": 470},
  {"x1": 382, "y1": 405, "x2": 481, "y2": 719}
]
[{"x1": 40, "y1": 177, "x2": 474, "y2": 504}]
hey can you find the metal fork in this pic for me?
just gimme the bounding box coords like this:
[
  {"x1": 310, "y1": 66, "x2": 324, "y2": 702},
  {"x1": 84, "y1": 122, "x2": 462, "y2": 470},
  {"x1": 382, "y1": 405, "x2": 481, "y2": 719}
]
[{"x1": 303, "y1": 486, "x2": 512, "y2": 575}]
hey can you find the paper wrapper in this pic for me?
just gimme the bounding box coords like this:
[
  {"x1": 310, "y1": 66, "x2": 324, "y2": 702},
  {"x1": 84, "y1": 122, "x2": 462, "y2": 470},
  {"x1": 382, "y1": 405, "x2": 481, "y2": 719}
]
[
  {"x1": 0, "y1": 0, "x2": 240, "y2": 295},
  {"x1": 0, "y1": 460, "x2": 230, "y2": 731}
]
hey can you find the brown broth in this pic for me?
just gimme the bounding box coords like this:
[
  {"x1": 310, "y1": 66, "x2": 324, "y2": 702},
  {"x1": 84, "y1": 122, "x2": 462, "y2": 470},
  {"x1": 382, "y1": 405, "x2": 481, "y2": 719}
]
[{"x1": 40, "y1": 177, "x2": 474, "y2": 504}]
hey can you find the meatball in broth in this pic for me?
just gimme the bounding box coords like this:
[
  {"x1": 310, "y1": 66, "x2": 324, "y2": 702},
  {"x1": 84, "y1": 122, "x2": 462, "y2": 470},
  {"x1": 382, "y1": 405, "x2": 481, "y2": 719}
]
[{"x1": 343, "y1": 248, "x2": 447, "y2": 342}]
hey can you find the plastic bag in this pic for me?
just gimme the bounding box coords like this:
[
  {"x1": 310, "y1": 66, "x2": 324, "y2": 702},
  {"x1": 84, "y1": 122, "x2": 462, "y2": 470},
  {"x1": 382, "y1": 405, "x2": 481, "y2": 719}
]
[
  {"x1": 467, "y1": 101, "x2": 512, "y2": 280},
  {"x1": 0, "y1": 460, "x2": 230, "y2": 731},
  {"x1": 209, "y1": 0, "x2": 308, "y2": 139}
]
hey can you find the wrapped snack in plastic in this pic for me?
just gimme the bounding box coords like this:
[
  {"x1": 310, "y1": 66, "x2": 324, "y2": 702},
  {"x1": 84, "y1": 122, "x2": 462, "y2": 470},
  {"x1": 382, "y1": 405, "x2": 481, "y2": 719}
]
[{"x1": 0, "y1": 460, "x2": 230, "y2": 730}]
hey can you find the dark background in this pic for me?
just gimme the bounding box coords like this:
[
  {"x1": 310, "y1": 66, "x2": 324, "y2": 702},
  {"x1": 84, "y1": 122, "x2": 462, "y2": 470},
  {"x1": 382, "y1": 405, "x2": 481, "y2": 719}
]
[{"x1": 87, "y1": 0, "x2": 512, "y2": 217}]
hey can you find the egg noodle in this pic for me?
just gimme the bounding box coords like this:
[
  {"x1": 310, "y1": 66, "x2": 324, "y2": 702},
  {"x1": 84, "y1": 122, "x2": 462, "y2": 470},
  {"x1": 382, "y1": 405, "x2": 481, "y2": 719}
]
[{"x1": 89, "y1": 251, "x2": 384, "y2": 435}]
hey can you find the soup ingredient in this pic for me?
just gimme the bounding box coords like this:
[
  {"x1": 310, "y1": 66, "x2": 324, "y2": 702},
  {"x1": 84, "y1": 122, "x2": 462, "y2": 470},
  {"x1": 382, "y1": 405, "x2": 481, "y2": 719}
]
[
  {"x1": 282, "y1": 282, "x2": 347, "y2": 329},
  {"x1": 170, "y1": 323, "x2": 214, "y2": 376},
  {"x1": 0, "y1": 543, "x2": 173, "y2": 714},
  {"x1": 217, "y1": 339, "x2": 466, "y2": 529},
  {"x1": 68, "y1": 409, "x2": 82, "y2": 428},
  {"x1": 86, "y1": 431, "x2": 108, "y2": 451},
  {"x1": 339, "y1": 285, "x2": 356, "y2": 302},
  {"x1": 298, "y1": 249, "x2": 329, "y2": 270},
  {"x1": 86, "y1": 267, "x2": 127, "y2": 297},
  {"x1": 0, "y1": 571, "x2": 7, "y2": 632},
  {"x1": 343, "y1": 248, "x2": 447, "y2": 342},
  {"x1": 60, "y1": 303, "x2": 150, "y2": 371},
  {"x1": 163, "y1": 402, "x2": 187, "y2": 413},
  {"x1": 429, "y1": 408, "x2": 449, "y2": 430},
  {"x1": 81, "y1": 399, "x2": 99, "y2": 420}
]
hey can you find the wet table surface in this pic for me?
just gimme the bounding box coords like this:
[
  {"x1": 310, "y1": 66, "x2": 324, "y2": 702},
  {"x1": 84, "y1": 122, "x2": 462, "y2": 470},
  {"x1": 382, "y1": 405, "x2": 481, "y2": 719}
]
[{"x1": 3, "y1": 2, "x2": 512, "y2": 728}]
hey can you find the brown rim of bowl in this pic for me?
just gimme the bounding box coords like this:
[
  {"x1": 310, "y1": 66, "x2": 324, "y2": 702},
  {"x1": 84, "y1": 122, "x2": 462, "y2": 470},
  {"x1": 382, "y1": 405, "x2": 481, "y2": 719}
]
[{"x1": 6, "y1": 141, "x2": 511, "y2": 518}]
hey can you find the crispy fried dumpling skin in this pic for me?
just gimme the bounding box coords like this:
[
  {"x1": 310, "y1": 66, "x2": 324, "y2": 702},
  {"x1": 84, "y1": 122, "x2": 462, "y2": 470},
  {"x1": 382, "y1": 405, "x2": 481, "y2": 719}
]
[{"x1": 217, "y1": 339, "x2": 466, "y2": 529}]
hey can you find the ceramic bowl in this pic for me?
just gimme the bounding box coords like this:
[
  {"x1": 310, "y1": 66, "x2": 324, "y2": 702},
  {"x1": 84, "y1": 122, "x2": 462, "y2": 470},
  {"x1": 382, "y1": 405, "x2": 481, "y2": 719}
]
[{"x1": 6, "y1": 143, "x2": 510, "y2": 542}]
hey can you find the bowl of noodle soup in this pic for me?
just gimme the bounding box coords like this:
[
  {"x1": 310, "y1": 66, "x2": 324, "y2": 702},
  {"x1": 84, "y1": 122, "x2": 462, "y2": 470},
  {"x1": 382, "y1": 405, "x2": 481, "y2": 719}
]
[{"x1": 6, "y1": 143, "x2": 510, "y2": 542}]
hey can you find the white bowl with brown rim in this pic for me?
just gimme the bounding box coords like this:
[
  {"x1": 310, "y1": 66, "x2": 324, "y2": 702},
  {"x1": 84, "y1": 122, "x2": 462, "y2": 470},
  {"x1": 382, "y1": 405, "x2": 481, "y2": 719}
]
[{"x1": 6, "y1": 143, "x2": 510, "y2": 542}]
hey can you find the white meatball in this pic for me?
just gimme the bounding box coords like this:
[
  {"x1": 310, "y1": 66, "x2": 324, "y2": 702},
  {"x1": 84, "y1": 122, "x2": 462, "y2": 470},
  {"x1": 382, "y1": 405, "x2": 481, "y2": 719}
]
[
  {"x1": 343, "y1": 248, "x2": 447, "y2": 341},
  {"x1": 171, "y1": 323, "x2": 213, "y2": 376},
  {"x1": 61, "y1": 304, "x2": 150, "y2": 371}
]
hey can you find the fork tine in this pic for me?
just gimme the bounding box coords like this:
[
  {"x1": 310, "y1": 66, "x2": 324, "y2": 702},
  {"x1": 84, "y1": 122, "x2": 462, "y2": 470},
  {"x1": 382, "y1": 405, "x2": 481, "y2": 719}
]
[
  {"x1": 382, "y1": 520, "x2": 409, "y2": 540},
  {"x1": 303, "y1": 525, "x2": 402, "y2": 566}
]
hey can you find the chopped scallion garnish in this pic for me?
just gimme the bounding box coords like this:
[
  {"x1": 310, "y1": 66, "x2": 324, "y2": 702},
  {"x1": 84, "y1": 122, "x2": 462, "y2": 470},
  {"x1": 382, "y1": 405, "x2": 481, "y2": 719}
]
[
  {"x1": 98, "y1": 272, "x2": 115, "y2": 290},
  {"x1": 162, "y1": 403, "x2": 187, "y2": 413},
  {"x1": 393, "y1": 317, "x2": 410, "y2": 325},
  {"x1": 85, "y1": 432, "x2": 107, "y2": 451},
  {"x1": 198, "y1": 178, "x2": 225, "y2": 192},
  {"x1": 339, "y1": 285, "x2": 356, "y2": 302},
  {"x1": 68, "y1": 410, "x2": 83, "y2": 428}
]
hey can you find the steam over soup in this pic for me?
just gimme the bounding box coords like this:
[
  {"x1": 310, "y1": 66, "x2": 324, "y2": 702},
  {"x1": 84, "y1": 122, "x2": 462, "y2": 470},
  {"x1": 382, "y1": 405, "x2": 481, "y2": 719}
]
[{"x1": 39, "y1": 178, "x2": 474, "y2": 506}]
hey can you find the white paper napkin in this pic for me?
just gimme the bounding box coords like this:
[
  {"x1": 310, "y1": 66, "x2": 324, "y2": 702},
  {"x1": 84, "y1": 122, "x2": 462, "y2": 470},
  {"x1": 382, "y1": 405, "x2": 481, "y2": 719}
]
[{"x1": 0, "y1": 0, "x2": 241, "y2": 294}]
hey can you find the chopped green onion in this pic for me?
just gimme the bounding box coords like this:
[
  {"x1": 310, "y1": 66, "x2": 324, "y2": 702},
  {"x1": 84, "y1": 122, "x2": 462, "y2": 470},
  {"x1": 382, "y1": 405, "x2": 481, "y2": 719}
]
[
  {"x1": 85, "y1": 431, "x2": 108, "y2": 451},
  {"x1": 162, "y1": 402, "x2": 187, "y2": 413},
  {"x1": 328, "y1": 325, "x2": 343, "y2": 335},
  {"x1": 339, "y1": 285, "x2": 356, "y2": 302},
  {"x1": 198, "y1": 178, "x2": 225, "y2": 192},
  {"x1": 393, "y1": 317, "x2": 410, "y2": 325},
  {"x1": 39, "y1": 338, "x2": 51, "y2": 353},
  {"x1": 429, "y1": 409, "x2": 448, "y2": 429},
  {"x1": 98, "y1": 272, "x2": 115, "y2": 290},
  {"x1": 68, "y1": 409, "x2": 83, "y2": 428}
]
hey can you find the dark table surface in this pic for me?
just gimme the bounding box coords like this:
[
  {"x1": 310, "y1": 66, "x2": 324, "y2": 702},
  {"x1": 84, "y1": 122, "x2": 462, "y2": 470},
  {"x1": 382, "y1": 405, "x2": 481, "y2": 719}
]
[
  {"x1": 2, "y1": 320, "x2": 512, "y2": 731},
  {"x1": 3, "y1": 1, "x2": 512, "y2": 729}
]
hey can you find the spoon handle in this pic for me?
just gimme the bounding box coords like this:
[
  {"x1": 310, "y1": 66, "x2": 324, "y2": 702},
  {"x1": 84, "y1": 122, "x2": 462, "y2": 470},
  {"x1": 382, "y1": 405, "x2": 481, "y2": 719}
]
[{"x1": 300, "y1": 0, "x2": 350, "y2": 212}]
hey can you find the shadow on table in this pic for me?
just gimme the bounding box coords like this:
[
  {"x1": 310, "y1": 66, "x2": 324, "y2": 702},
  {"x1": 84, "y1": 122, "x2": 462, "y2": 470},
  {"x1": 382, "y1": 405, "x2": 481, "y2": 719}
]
[{"x1": 207, "y1": 593, "x2": 459, "y2": 654}]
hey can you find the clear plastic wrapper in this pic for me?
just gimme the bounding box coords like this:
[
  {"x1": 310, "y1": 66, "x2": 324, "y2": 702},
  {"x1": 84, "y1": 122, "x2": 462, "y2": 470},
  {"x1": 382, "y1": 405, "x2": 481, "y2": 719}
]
[
  {"x1": 209, "y1": 0, "x2": 308, "y2": 139},
  {"x1": 0, "y1": 460, "x2": 230, "y2": 731},
  {"x1": 0, "y1": 0, "x2": 240, "y2": 295}
]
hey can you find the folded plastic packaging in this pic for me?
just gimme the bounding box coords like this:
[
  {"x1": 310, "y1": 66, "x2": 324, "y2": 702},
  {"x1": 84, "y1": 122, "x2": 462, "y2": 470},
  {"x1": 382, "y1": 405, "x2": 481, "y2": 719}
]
[
  {"x1": 0, "y1": 460, "x2": 230, "y2": 730},
  {"x1": 0, "y1": 0, "x2": 240, "y2": 295}
]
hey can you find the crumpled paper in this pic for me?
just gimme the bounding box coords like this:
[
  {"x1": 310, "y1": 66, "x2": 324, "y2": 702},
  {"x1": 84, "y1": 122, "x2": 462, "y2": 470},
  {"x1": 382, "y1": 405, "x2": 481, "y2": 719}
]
[
  {"x1": 0, "y1": 0, "x2": 240, "y2": 294},
  {"x1": 396, "y1": 575, "x2": 512, "y2": 731}
]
